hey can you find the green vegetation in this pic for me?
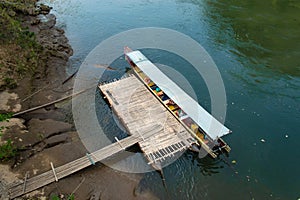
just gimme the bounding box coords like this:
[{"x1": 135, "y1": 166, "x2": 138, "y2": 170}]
[
  {"x1": 51, "y1": 195, "x2": 60, "y2": 200},
  {"x1": 68, "y1": 194, "x2": 75, "y2": 200},
  {"x1": 0, "y1": 112, "x2": 17, "y2": 161},
  {"x1": 0, "y1": 126, "x2": 4, "y2": 137},
  {"x1": 51, "y1": 194, "x2": 75, "y2": 200},
  {"x1": 0, "y1": 0, "x2": 43, "y2": 89},
  {"x1": 0, "y1": 112, "x2": 13, "y2": 122},
  {"x1": 0, "y1": 139, "x2": 17, "y2": 161},
  {"x1": 3, "y1": 77, "x2": 17, "y2": 89},
  {"x1": 0, "y1": 112, "x2": 12, "y2": 136}
]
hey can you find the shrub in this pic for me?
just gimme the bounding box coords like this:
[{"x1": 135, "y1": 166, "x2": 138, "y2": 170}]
[
  {"x1": 0, "y1": 113, "x2": 13, "y2": 122},
  {"x1": 0, "y1": 139, "x2": 17, "y2": 161}
]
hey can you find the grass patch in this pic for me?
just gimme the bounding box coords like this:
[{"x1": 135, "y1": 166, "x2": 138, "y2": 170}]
[
  {"x1": 0, "y1": 112, "x2": 13, "y2": 122},
  {"x1": 0, "y1": 126, "x2": 4, "y2": 137},
  {"x1": 0, "y1": 112, "x2": 17, "y2": 161},
  {"x1": 3, "y1": 77, "x2": 17, "y2": 89},
  {"x1": 0, "y1": 0, "x2": 43, "y2": 89},
  {"x1": 0, "y1": 139, "x2": 17, "y2": 161},
  {"x1": 51, "y1": 194, "x2": 75, "y2": 200},
  {"x1": 51, "y1": 195, "x2": 60, "y2": 200}
]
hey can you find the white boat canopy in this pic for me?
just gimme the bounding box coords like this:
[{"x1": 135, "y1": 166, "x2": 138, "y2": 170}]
[{"x1": 126, "y1": 50, "x2": 231, "y2": 140}]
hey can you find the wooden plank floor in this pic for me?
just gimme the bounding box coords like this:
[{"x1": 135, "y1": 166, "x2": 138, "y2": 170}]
[
  {"x1": 99, "y1": 75, "x2": 195, "y2": 165},
  {"x1": 8, "y1": 136, "x2": 142, "y2": 199}
]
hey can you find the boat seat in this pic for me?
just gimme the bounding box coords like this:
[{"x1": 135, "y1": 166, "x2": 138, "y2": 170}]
[
  {"x1": 161, "y1": 95, "x2": 169, "y2": 101},
  {"x1": 150, "y1": 85, "x2": 157, "y2": 90},
  {"x1": 157, "y1": 91, "x2": 164, "y2": 96},
  {"x1": 169, "y1": 105, "x2": 179, "y2": 111},
  {"x1": 148, "y1": 82, "x2": 155, "y2": 87}
]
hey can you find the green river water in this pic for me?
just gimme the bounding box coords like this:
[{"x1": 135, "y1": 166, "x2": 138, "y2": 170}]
[{"x1": 44, "y1": 0, "x2": 300, "y2": 199}]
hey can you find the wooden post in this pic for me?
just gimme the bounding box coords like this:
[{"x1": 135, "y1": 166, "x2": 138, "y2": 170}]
[
  {"x1": 22, "y1": 172, "x2": 29, "y2": 194},
  {"x1": 114, "y1": 137, "x2": 125, "y2": 150},
  {"x1": 137, "y1": 131, "x2": 145, "y2": 141},
  {"x1": 86, "y1": 153, "x2": 95, "y2": 165},
  {"x1": 50, "y1": 162, "x2": 58, "y2": 182},
  {"x1": 13, "y1": 86, "x2": 94, "y2": 117}
]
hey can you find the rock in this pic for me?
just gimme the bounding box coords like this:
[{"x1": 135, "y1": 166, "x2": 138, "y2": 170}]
[
  {"x1": 31, "y1": 18, "x2": 41, "y2": 25},
  {"x1": 1, "y1": 124, "x2": 36, "y2": 148},
  {"x1": 36, "y1": 25, "x2": 73, "y2": 64},
  {"x1": 89, "y1": 191, "x2": 101, "y2": 200},
  {"x1": 0, "y1": 118, "x2": 26, "y2": 130},
  {"x1": 16, "y1": 137, "x2": 86, "y2": 175},
  {"x1": 27, "y1": 7, "x2": 39, "y2": 16},
  {"x1": 38, "y1": 14, "x2": 56, "y2": 30},
  {"x1": 0, "y1": 164, "x2": 20, "y2": 199},
  {"x1": 21, "y1": 108, "x2": 66, "y2": 121},
  {"x1": 0, "y1": 91, "x2": 22, "y2": 112},
  {"x1": 45, "y1": 133, "x2": 69, "y2": 148},
  {"x1": 28, "y1": 118, "x2": 72, "y2": 138},
  {"x1": 39, "y1": 4, "x2": 52, "y2": 14}
]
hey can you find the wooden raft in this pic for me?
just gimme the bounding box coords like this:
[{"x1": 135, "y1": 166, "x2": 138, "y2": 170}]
[{"x1": 99, "y1": 75, "x2": 196, "y2": 167}]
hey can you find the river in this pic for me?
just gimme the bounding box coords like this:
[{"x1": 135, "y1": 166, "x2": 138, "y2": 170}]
[{"x1": 43, "y1": 0, "x2": 300, "y2": 199}]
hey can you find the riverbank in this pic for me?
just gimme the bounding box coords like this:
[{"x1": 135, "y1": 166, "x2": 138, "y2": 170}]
[{"x1": 0, "y1": 1, "x2": 155, "y2": 199}]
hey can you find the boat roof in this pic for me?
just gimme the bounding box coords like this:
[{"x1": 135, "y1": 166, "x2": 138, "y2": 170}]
[{"x1": 126, "y1": 50, "x2": 231, "y2": 140}]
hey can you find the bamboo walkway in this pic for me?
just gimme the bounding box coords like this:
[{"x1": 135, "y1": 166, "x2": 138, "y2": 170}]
[{"x1": 8, "y1": 136, "x2": 142, "y2": 199}]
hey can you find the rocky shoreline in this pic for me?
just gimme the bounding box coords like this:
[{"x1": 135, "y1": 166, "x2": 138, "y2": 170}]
[{"x1": 0, "y1": 2, "x2": 156, "y2": 200}]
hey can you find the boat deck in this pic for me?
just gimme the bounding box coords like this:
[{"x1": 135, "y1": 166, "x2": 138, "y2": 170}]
[{"x1": 99, "y1": 75, "x2": 196, "y2": 167}]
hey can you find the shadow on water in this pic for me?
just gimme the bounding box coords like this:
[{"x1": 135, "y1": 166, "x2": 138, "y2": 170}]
[
  {"x1": 137, "y1": 150, "x2": 228, "y2": 200},
  {"x1": 184, "y1": 151, "x2": 224, "y2": 176},
  {"x1": 94, "y1": 56, "x2": 130, "y2": 142}
]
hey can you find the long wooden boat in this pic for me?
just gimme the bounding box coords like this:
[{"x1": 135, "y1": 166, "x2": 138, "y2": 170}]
[{"x1": 124, "y1": 47, "x2": 231, "y2": 158}]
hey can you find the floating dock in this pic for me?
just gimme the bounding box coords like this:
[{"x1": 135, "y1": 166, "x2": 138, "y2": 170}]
[{"x1": 99, "y1": 75, "x2": 196, "y2": 168}]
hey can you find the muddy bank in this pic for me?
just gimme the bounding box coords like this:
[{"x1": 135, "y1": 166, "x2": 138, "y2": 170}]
[{"x1": 0, "y1": 2, "x2": 155, "y2": 200}]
